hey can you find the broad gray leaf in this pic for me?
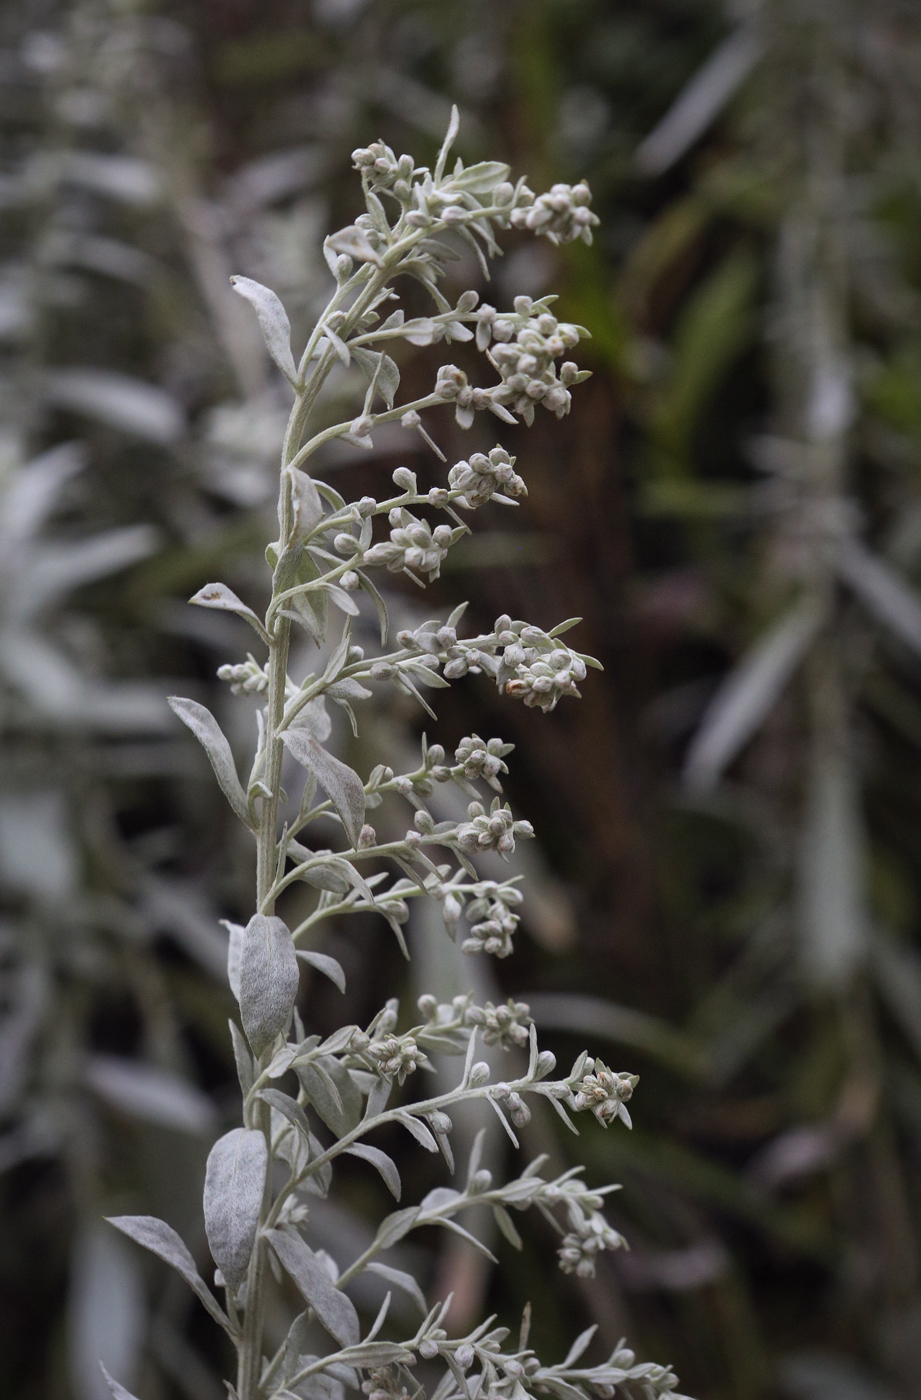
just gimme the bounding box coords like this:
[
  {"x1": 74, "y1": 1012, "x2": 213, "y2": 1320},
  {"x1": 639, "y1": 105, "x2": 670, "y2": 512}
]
[
  {"x1": 449, "y1": 160, "x2": 510, "y2": 193},
  {"x1": 838, "y1": 536, "x2": 921, "y2": 656},
  {"x1": 168, "y1": 697, "x2": 252, "y2": 826},
  {"x1": 296, "y1": 949, "x2": 346, "y2": 992},
  {"x1": 230, "y1": 276, "x2": 298, "y2": 384},
  {"x1": 86, "y1": 1055, "x2": 215, "y2": 1134},
  {"x1": 288, "y1": 467, "x2": 325, "y2": 542},
  {"x1": 256, "y1": 1087, "x2": 312, "y2": 1144},
  {"x1": 365, "y1": 1262, "x2": 426, "y2": 1314},
  {"x1": 203, "y1": 1128, "x2": 268, "y2": 1291},
  {"x1": 106, "y1": 1215, "x2": 231, "y2": 1332},
  {"x1": 296, "y1": 1055, "x2": 362, "y2": 1137},
  {"x1": 46, "y1": 368, "x2": 183, "y2": 443},
  {"x1": 69, "y1": 1224, "x2": 143, "y2": 1400},
  {"x1": 99, "y1": 1364, "x2": 142, "y2": 1400},
  {"x1": 189, "y1": 582, "x2": 267, "y2": 639},
  {"x1": 265, "y1": 1229, "x2": 360, "y2": 1347},
  {"x1": 371, "y1": 1207, "x2": 421, "y2": 1253},
  {"x1": 280, "y1": 729, "x2": 366, "y2": 848},
  {"x1": 344, "y1": 1144, "x2": 401, "y2": 1200},
  {"x1": 240, "y1": 915, "x2": 300, "y2": 1055},
  {"x1": 684, "y1": 599, "x2": 821, "y2": 791}
]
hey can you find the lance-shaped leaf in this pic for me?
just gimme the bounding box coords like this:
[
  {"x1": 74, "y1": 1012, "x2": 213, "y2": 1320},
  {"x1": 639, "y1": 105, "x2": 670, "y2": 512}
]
[
  {"x1": 838, "y1": 536, "x2": 921, "y2": 657},
  {"x1": 106, "y1": 1215, "x2": 233, "y2": 1333},
  {"x1": 230, "y1": 275, "x2": 298, "y2": 384},
  {"x1": 296, "y1": 949, "x2": 346, "y2": 993},
  {"x1": 167, "y1": 697, "x2": 252, "y2": 826},
  {"x1": 265, "y1": 1229, "x2": 360, "y2": 1347},
  {"x1": 189, "y1": 582, "x2": 270, "y2": 643},
  {"x1": 326, "y1": 225, "x2": 383, "y2": 268},
  {"x1": 351, "y1": 347, "x2": 400, "y2": 409},
  {"x1": 684, "y1": 599, "x2": 821, "y2": 791},
  {"x1": 288, "y1": 467, "x2": 325, "y2": 543},
  {"x1": 343, "y1": 1143, "x2": 401, "y2": 1200},
  {"x1": 280, "y1": 729, "x2": 366, "y2": 848},
  {"x1": 449, "y1": 160, "x2": 510, "y2": 193},
  {"x1": 203, "y1": 1128, "x2": 267, "y2": 1292},
  {"x1": 365, "y1": 1262, "x2": 426, "y2": 1315},
  {"x1": 100, "y1": 1364, "x2": 142, "y2": 1400},
  {"x1": 240, "y1": 915, "x2": 300, "y2": 1055}
]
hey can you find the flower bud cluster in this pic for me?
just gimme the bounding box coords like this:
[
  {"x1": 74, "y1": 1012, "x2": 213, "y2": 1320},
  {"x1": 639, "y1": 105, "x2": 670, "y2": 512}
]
[
  {"x1": 216, "y1": 654, "x2": 268, "y2": 695},
  {"x1": 455, "y1": 797, "x2": 534, "y2": 860},
  {"x1": 448, "y1": 446, "x2": 527, "y2": 508},
  {"x1": 510, "y1": 181, "x2": 599, "y2": 245},
  {"x1": 454, "y1": 734, "x2": 512, "y2": 790},
  {"x1": 493, "y1": 1081, "x2": 532, "y2": 1128},
  {"x1": 571, "y1": 1058, "x2": 639, "y2": 1128},
  {"x1": 557, "y1": 1212, "x2": 627, "y2": 1278},
  {"x1": 492, "y1": 615, "x2": 589, "y2": 713},
  {"x1": 481, "y1": 299, "x2": 587, "y2": 425},
  {"x1": 467, "y1": 998, "x2": 532, "y2": 1049},
  {"x1": 365, "y1": 1032, "x2": 426, "y2": 1084},
  {"x1": 361, "y1": 1368, "x2": 413, "y2": 1400},
  {"x1": 352, "y1": 141, "x2": 416, "y2": 201},
  {"x1": 433, "y1": 364, "x2": 510, "y2": 430},
  {"x1": 461, "y1": 881, "x2": 524, "y2": 959},
  {"x1": 363, "y1": 507, "x2": 461, "y2": 581}
]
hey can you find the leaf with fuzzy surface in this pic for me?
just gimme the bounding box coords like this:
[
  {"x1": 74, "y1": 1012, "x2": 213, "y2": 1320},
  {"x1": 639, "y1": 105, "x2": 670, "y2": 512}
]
[
  {"x1": 266, "y1": 1229, "x2": 360, "y2": 1347},
  {"x1": 230, "y1": 275, "x2": 298, "y2": 383},
  {"x1": 240, "y1": 915, "x2": 300, "y2": 1055},
  {"x1": 167, "y1": 697, "x2": 252, "y2": 826},
  {"x1": 106, "y1": 1215, "x2": 233, "y2": 1333},
  {"x1": 280, "y1": 729, "x2": 366, "y2": 848},
  {"x1": 203, "y1": 1128, "x2": 267, "y2": 1292}
]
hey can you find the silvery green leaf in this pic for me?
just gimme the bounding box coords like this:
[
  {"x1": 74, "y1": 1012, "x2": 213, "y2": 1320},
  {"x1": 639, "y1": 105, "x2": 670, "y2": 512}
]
[
  {"x1": 324, "y1": 325, "x2": 351, "y2": 367},
  {"x1": 371, "y1": 1207, "x2": 422, "y2": 1252},
  {"x1": 168, "y1": 697, "x2": 252, "y2": 826},
  {"x1": 351, "y1": 347, "x2": 400, "y2": 409},
  {"x1": 265, "y1": 1229, "x2": 360, "y2": 1347},
  {"x1": 297, "y1": 1055, "x2": 362, "y2": 1136},
  {"x1": 684, "y1": 599, "x2": 821, "y2": 791},
  {"x1": 365, "y1": 1262, "x2": 426, "y2": 1314},
  {"x1": 99, "y1": 1365, "x2": 141, "y2": 1400},
  {"x1": 295, "y1": 860, "x2": 350, "y2": 895},
  {"x1": 324, "y1": 584, "x2": 361, "y2": 617},
  {"x1": 563, "y1": 1326, "x2": 598, "y2": 1368},
  {"x1": 230, "y1": 275, "x2": 298, "y2": 384},
  {"x1": 364, "y1": 1076, "x2": 392, "y2": 1120},
  {"x1": 222, "y1": 920, "x2": 244, "y2": 1000},
  {"x1": 240, "y1": 914, "x2": 300, "y2": 1055},
  {"x1": 449, "y1": 160, "x2": 510, "y2": 193},
  {"x1": 288, "y1": 467, "x2": 325, "y2": 542},
  {"x1": 106, "y1": 1215, "x2": 232, "y2": 1333},
  {"x1": 394, "y1": 1111, "x2": 439, "y2": 1153},
  {"x1": 203, "y1": 1128, "x2": 268, "y2": 1291},
  {"x1": 280, "y1": 729, "x2": 366, "y2": 848},
  {"x1": 343, "y1": 1143, "x2": 401, "y2": 1199},
  {"x1": 357, "y1": 570, "x2": 389, "y2": 645},
  {"x1": 327, "y1": 678, "x2": 373, "y2": 702},
  {"x1": 401, "y1": 318, "x2": 437, "y2": 346},
  {"x1": 189, "y1": 583, "x2": 269, "y2": 641},
  {"x1": 257, "y1": 1088, "x2": 312, "y2": 1144},
  {"x1": 46, "y1": 369, "x2": 184, "y2": 444},
  {"x1": 69, "y1": 1225, "x2": 143, "y2": 1400},
  {"x1": 289, "y1": 696, "x2": 332, "y2": 744},
  {"x1": 799, "y1": 750, "x2": 868, "y2": 987},
  {"x1": 493, "y1": 1205, "x2": 523, "y2": 1249},
  {"x1": 229, "y1": 1020, "x2": 254, "y2": 1095},
  {"x1": 838, "y1": 536, "x2": 921, "y2": 656},
  {"x1": 434, "y1": 104, "x2": 460, "y2": 181},
  {"x1": 326, "y1": 226, "x2": 383, "y2": 268},
  {"x1": 86, "y1": 1055, "x2": 215, "y2": 1134},
  {"x1": 296, "y1": 949, "x2": 347, "y2": 993}
]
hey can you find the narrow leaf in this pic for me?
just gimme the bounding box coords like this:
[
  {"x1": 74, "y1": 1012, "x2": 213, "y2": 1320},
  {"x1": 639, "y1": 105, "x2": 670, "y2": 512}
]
[
  {"x1": 395, "y1": 1111, "x2": 439, "y2": 1153},
  {"x1": 230, "y1": 275, "x2": 298, "y2": 383},
  {"x1": 240, "y1": 915, "x2": 300, "y2": 1055},
  {"x1": 167, "y1": 697, "x2": 252, "y2": 826},
  {"x1": 265, "y1": 1229, "x2": 360, "y2": 1347},
  {"x1": 493, "y1": 1205, "x2": 523, "y2": 1250},
  {"x1": 203, "y1": 1128, "x2": 267, "y2": 1292},
  {"x1": 280, "y1": 729, "x2": 366, "y2": 847},
  {"x1": 100, "y1": 1364, "x2": 141, "y2": 1400},
  {"x1": 296, "y1": 949, "x2": 346, "y2": 993},
  {"x1": 343, "y1": 1143, "x2": 401, "y2": 1199},
  {"x1": 106, "y1": 1215, "x2": 232, "y2": 1333},
  {"x1": 366, "y1": 1262, "x2": 426, "y2": 1315}
]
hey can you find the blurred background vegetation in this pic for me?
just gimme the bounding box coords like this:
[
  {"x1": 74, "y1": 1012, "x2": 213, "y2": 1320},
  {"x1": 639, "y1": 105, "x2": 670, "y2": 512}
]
[{"x1": 4, "y1": 1, "x2": 921, "y2": 1397}]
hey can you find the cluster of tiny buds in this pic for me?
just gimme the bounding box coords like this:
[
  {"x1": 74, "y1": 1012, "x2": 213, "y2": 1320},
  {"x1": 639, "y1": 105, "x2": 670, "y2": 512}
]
[
  {"x1": 361, "y1": 1368, "x2": 413, "y2": 1400},
  {"x1": 361, "y1": 506, "x2": 459, "y2": 581},
  {"x1": 448, "y1": 446, "x2": 527, "y2": 509},
  {"x1": 352, "y1": 142, "x2": 416, "y2": 200},
  {"x1": 455, "y1": 798, "x2": 534, "y2": 857},
  {"x1": 216, "y1": 654, "x2": 268, "y2": 694},
  {"x1": 493, "y1": 615, "x2": 589, "y2": 713},
  {"x1": 461, "y1": 882, "x2": 524, "y2": 958},
  {"x1": 455, "y1": 734, "x2": 511, "y2": 789},
  {"x1": 557, "y1": 1213, "x2": 628, "y2": 1278},
  {"x1": 509, "y1": 181, "x2": 600, "y2": 245},
  {"x1": 466, "y1": 998, "x2": 533, "y2": 1049},
  {"x1": 571, "y1": 1059, "x2": 639, "y2": 1128}
]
